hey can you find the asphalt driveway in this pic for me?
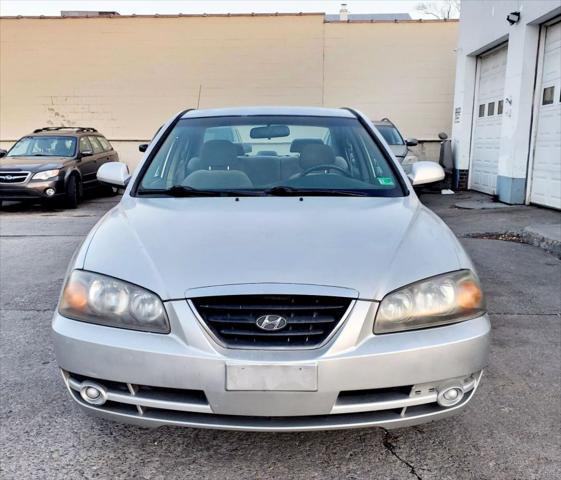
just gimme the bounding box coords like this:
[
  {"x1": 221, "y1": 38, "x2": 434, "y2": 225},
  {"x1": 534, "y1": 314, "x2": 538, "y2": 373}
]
[{"x1": 1, "y1": 193, "x2": 560, "y2": 480}]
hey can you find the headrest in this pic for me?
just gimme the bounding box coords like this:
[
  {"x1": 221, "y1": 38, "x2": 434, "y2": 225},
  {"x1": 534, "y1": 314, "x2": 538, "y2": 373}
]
[
  {"x1": 257, "y1": 150, "x2": 278, "y2": 156},
  {"x1": 182, "y1": 170, "x2": 253, "y2": 189},
  {"x1": 289, "y1": 138, "x2": 324, "y2": 154},
  {"x1": 234, "y1": 143, "x2": 252, "y2": 155},
  {"x1": 200, "y1": 140, "x2": 238, "y2": 168},
  {"x1": 299, "y1": 144, "x2": 336, "y2": 170}
]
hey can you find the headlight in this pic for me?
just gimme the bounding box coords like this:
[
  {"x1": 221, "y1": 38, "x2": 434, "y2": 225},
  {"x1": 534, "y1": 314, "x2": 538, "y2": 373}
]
[
  {"x1": 59, "y1": 270, "x2": 169, "y2": 333},
  {"x1": 374, "y1": 270, "x2": 485, "y2": 334},
  {"x1": 32, "y1": 169, "x2": 60, "y2": 180}
]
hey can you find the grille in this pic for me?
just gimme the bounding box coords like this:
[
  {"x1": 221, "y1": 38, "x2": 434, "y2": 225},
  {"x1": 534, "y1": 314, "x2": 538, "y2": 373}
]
[
  {"x1": 0, "y1": 171, "x2": 30, "y2": 184},
  {"x1": 191, "y1": 294, "x2": 352, "y2": 348}
]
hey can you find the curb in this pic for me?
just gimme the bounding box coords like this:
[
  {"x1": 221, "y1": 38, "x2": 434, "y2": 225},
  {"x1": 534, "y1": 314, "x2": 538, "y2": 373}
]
[
  {"x1": 521, "y1": 225, "x2": 561, "y2": 259},
  {"x1": 464, "y1": 226, "x2": 561, "y2": 259}
]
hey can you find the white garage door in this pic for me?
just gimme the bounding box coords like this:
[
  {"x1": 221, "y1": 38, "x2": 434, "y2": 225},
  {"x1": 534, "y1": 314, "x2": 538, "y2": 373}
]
[
  {"x1": 470, "y1": 45, "x2": 508, "y2": 194},
  {"x1": 530, "y1": 21, "x2": 561, "y2": 209}
]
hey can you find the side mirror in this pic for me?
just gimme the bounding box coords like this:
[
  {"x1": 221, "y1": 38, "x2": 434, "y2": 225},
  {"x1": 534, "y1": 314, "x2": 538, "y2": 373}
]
[
  {"x1": 138, "y1": 144, "x2": 149, "y2": 153},
  {"x1": 406, "y1": 138, "x2": 418, "y2": 147},
  {"x1": 97, "y1": 162, "x2": 131, "y2": 188},
  {"x1": 0, "y1": 149, "x2": 7, "y2": 158},
  {"x1": 81, "y1": 150, "x2": 93, "y2": 158},
  {"x1": 407, "y1": 161, "x2": 445, "y2": 186}
]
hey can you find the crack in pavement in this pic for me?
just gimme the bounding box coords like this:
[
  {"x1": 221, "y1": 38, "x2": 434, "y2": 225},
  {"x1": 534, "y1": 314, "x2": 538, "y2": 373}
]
[{"x1": 382, "y1": 428, "x2": 422, "y2": 479}]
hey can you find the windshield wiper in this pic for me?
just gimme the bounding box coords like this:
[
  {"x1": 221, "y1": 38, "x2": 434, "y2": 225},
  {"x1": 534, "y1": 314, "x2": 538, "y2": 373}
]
[
  {"x1": 263, "y1": 186, "x2": 370, "y2": 197},
  {"x1": 138, "y1": 185, "x2": 260, "y2": 197}
]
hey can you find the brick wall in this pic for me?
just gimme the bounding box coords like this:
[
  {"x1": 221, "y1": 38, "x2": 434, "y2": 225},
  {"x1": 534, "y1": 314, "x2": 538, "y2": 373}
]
[{"x1": 0, "y1": 15, "x2": 458, "y2": 168}]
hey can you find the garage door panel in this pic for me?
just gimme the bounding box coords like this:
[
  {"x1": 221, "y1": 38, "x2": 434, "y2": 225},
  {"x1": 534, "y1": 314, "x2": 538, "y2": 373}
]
[
  {"x1": 530, "y1": 21, "x2": 561, "y2": 209},
  {"x1": 470, "y1": 46, "x2": 507, "y2": 195}
]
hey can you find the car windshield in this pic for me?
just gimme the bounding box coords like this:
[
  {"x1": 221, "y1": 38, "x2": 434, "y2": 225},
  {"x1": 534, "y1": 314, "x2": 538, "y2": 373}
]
[
  {"x1": 8, "y1": 136, "x2": 77, "y2": 157},
  {"x1": 376, "y1": 125, "x2": 404, "y2": 146},
  {"x1": 137, "y1": 116, "x2": 404, "y2": 197}
]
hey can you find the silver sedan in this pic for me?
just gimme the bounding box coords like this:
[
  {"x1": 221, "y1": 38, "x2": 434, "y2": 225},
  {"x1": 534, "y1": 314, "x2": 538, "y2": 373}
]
[{"x1": 52, "y1": 107, "x2": 490, "y2": 431}]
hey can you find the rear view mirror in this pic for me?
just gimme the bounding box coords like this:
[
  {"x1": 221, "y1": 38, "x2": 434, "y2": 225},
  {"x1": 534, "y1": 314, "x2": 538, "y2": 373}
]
[
  {"x1": 407, "y1": 161, "x2": 445, "y2": 186},
  {"x1": 139, "y1": 144, "x2": 149, "y2": 153},
  {"x1": 97, "y1": 162, "x2": 131, "y2": 188},
  {"x1": 250, "y1": 125, "x2": 290, "y2": 139},
  {"x1": 406, "y1": 138, "x2": 418, "y2": 147},
  {"x1": 0, "y1": 149, "x2": 7, "y2": 158}
]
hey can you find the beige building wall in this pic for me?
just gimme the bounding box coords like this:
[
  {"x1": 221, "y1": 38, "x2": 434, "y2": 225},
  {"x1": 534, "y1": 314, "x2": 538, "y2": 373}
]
[
  {"x1": 0, "y1": 14, "x2": 457, "y2": 168},
  {"x1": 324, "y1": 21, "x2": 459, "y2": 140}
]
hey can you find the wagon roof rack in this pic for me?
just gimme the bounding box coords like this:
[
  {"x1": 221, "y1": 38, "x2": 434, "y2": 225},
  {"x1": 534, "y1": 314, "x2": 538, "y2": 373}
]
[{"x1": 33, "y1": 126, "x2": 98, "y2": 133}]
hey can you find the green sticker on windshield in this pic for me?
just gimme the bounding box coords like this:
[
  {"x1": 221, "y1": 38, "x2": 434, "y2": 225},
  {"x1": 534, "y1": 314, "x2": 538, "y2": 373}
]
[{"x1": 378, "y1": 177, "x2": 395, "y2": 186}]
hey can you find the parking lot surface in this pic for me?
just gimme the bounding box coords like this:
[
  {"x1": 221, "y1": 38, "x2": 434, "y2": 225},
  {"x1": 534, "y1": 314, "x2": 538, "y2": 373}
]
[{"x1": 1, "y1": 193, "x2": 560, "y2": 480}]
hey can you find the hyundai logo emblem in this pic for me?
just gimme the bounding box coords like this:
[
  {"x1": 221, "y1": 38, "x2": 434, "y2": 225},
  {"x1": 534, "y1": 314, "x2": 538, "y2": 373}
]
[{"x1": 255, "y1": 314, "x2": 288, "y2": 331}]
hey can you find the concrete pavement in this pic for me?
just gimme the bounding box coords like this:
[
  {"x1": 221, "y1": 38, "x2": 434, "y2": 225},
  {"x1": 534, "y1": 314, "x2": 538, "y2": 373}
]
[{"x1": 1, "y1": 192, "x2": 560, "y2": 479}]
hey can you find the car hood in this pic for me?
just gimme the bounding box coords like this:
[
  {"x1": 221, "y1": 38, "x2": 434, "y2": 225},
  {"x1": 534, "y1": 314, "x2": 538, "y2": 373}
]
[
  {"x1": 82, "y1": 196, "x2": 467, "y2": 301},
  {"x1": 0, "y1": 156, "x2": 67, "y2": 171}
]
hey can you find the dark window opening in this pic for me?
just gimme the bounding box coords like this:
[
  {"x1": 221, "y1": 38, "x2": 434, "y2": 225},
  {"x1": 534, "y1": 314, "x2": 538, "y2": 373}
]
[
  {"x1": 478, "y1": 104, "x2": 485, "y2": 117},
  {"x1": 487, "y1": 102, "x2": 495, "y2": 116},
  {"x1": 497, "y1": 100, "x2": 504, "y2": 115},
  {"x1": 542, "y1": 86, "x2": 554, "y2": 105}
]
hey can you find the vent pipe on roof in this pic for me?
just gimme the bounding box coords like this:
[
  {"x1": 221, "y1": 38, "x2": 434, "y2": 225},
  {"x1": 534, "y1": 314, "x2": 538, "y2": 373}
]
[{"x1": 339, "y1": 4, "x2": 348, "y2": 21}]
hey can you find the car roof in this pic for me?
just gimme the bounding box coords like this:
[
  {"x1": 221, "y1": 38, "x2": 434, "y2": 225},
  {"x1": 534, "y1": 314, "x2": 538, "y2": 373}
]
[
  {"x1": 181, "y1": 106, "x2": 356, "y2": 119},
  {"x1": 373, "y1": 119, "x2": 395, "y2": 127}
]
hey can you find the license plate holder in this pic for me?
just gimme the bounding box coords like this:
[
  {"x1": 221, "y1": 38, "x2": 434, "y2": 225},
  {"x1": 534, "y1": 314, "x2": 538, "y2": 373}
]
[{"x1": 226, "y1": 364, "x2": 318, "y2": 391}]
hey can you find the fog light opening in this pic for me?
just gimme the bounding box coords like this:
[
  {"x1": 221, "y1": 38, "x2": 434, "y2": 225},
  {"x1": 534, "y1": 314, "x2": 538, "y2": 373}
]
[
  {"x1": 45, "y1": 188, "x2": 56, "y2": 197},
  {"x1": 79, "y1": 381, "x2": 107, "y2": 406},
  {"x1": 437, "y1": 386, "x2": 464, "y2": 407}
]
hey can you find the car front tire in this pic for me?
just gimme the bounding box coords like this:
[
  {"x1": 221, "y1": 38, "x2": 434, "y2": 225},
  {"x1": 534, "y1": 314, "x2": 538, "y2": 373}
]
[{"x1": 65, "y1": 175, "x2": 80, "y2": 209}]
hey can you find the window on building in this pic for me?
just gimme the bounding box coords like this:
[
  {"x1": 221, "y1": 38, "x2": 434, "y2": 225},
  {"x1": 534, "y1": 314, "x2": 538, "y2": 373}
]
[
  {"x1": 497, "y1": 100, "x2": 504, "y2": 115},
  {"x1": 487, "y1": 102, "x2": 495, "y2": 116},
  {"x1": 478, "y1": 104, "x2": 485, "y2": 117},
  {"x1": 88, "y1": 136, "x2": 104, "y2": 154},
  {"x1": 542, "y1": 86, "x2": 554, "y2": 105}
]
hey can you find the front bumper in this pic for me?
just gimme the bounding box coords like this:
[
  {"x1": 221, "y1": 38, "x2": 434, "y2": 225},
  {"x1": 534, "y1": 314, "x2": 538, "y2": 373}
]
[
  {"x1": 52, "y1": 299, "x2": 491, "y2": 431},
  {"x1": 0, "y1": 178, "x2": 64, "y2": 201}
]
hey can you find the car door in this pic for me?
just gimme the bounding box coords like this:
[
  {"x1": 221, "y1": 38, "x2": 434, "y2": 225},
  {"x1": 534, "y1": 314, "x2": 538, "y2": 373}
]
[{"x1": 78, "y1": 136, "x2": 99, "y2": 185}]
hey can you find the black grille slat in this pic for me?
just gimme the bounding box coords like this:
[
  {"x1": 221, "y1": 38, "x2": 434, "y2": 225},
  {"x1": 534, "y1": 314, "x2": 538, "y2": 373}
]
[
  {"x1": 192, "y1": 294, "x2": 351, "y2": 348},
  {"x1": 197, "y1": 303, "x2": 347, "y2": 311},
  {"x1": 219, "y1": 328, "x2": 325, "y2": 337},
  {"x1": 207, "y1": 315, "x2": 257, "y2": 324},
  {"x1": 207, "y1": 314, "x2": 336, "y2": 325}
]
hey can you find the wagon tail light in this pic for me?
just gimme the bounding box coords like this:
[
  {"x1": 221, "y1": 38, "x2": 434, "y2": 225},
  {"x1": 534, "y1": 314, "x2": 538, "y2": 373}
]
[{"x1": 374, "y1": 270, "x2": 485, "y2": 334}]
